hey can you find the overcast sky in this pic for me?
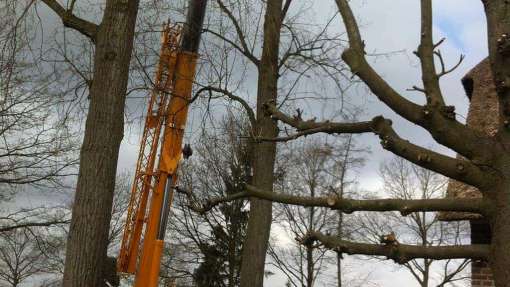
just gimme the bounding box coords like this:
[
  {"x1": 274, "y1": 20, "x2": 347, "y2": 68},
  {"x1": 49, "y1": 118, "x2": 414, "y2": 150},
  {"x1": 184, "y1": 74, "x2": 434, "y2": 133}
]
[
  {"x1": 12, "y1": 0, "x2": 487, "y2": 286},
  {"x1": 116, "y1": 1, "x2": 487, "y2": 286}
]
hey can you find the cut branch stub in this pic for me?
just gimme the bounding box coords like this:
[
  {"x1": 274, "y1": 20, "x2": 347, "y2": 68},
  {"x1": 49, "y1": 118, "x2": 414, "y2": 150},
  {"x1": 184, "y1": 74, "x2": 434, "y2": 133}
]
[
  {"x1": 422, "y1": 106, "x2": 432, "y2": 117},
  {"x1": 417, "y1": 154, "x2": 431, "y2": 163},
  {"x1": 262, "y1": 101, "x2": 273, "y2": 117},
  {"x1": 341, "y1": 48, "x2": 363, "y2": 76},
  {"x1": 497, "y1": 33, "x2": 510, "y2": 56},
  {"x1": 400, "y1": 206, "x2": 412, "y2": 216},
  {"x1": 441, "y1": 105, "x2": 456, "y2": 120},
  {"x1": 326, "y1": 194, "x2": 337, "y2": 207},
  {"x1": 456, "y1": 163, "x2": 466, "y2": 174},
  {"x1": 370, "y1": 116, "x2": 392, "y2": 134}
]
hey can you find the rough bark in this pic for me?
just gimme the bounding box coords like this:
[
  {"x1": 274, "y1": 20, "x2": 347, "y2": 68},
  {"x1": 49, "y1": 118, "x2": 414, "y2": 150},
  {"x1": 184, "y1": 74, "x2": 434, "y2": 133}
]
[
  {"x1": 306, "y1": 245, "x2": 314, "y2": 287},
  {"x1": 481, "y1": 1, "x2": 510, "y2": 286},
  {"x1": 484, "y1": 0, "x2": 510, "y2": 128},
  {"x1": 238, "y1": 1, "x2": 283, "y2": 286},
  {"x1": 56, "y1": 0, "x2": 140, "y2": 286},
  {"x1": 302, "y1": 231, "x2": 489, "y2": 263},
  {"x1": 306, "y1": 185, "x2": 316, "y2": 287},
  {"x1": 488, "y1": 182, "x2": 510, "y2": 287},
  {"x1": 206, "y1": 1, "x2": 510, "y2": 286}
]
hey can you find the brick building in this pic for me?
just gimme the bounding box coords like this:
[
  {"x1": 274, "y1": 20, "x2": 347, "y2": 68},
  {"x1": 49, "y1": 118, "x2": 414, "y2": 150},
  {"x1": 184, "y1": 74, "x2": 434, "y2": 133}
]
[{"x1": 438, "y1": 58, "x2": 497, "y2": 287}]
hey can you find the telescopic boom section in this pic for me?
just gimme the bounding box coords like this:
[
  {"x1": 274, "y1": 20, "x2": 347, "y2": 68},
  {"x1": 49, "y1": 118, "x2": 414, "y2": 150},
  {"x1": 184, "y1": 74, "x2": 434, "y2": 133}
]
[
  {"x1": 117, "y1": 23, "x2": 181, "y2": 276},
  {"x1": 117, "y1": 1, "x2": 207, "y2": 286}
]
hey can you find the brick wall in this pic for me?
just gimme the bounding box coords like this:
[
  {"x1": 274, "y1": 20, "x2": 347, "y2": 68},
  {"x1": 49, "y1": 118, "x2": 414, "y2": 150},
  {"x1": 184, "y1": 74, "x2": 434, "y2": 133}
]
[
  {"x1": 439, "y1": 59, "x2": 500, "y2": 222},
  {"x1": 472, "y1": 261, "x2": 495, "y2": 287},
  {"x1": 471, "y1": 220, "x2": 493, "y2": 287}
]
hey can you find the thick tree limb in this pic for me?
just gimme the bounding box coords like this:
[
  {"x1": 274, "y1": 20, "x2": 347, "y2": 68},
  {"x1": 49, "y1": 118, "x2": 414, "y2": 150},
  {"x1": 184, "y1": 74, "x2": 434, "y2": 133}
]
[
  {"x1": 244, "y1": 185, "x2": 491, "y2": 216},
  {"x1": 260, "y1": 103, "x2": 372, "y2": 141},
  {"x1": 265, "y1": 103, "x2": 372, "y2": 134},
  {"x1": 369, "y1": 117, "x2": 495, "y2": 190},
  {"x1": 41, "y1": 0, "x2": 98, "y2": 41},
  {"x1": 334, "y1": 0, "x2": 422, "y2": 124},
  {"x1": 302, "y1": 231, "x2": 490, "y2": 263},
  {"x1": 179, "y1": 184, "x2": 491, "y2": 216},
  {"x1": 265, "y1": 104, "x2": 497, "y2": 189},
  {"x1": 334, "y1": 0, "x2": 499, "y2": 162}
]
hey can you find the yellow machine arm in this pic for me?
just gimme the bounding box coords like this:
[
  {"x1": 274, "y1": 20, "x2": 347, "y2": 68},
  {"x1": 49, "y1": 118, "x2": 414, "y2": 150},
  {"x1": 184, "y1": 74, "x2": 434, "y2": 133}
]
[{"x1": 117, "y1": 1, "x2": 207, "y2": 284}]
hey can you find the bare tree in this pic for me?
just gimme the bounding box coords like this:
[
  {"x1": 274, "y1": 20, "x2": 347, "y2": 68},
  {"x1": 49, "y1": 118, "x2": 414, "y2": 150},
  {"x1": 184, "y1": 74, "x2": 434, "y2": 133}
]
[
  {"x1": 268, "y1": 133, "x2": 368, "y2": 287},
  {"x1": 165, "y1": 114, "x2": 251, "y2": 287},
  {"x1": 269, "y1": 138, "x2": 349, "y2": 287},
  {"x1": 0, "y1": 2, "x2": 78, "y2": 198},
  {"x1": 328, "y1": 133, "x2": 367, "y2": 287},
  {"x1": 0, "y1": 229, "x2": 47, "y2": 287},
  {"x1": 354, "y1": 157, "x2": 470, "y2": 287},
  {"x1": 25, "y1": 0, "x2": 144, "y2": 284},
  {"x1": 193, "y1": 0, "x2": 510, "y2": 286},
  {"x1": 14, "y1": 173, "x2": 133, "y2": 287},
  {"x1": 183, "y1": 1, "x2": 350, "y2": 285}
]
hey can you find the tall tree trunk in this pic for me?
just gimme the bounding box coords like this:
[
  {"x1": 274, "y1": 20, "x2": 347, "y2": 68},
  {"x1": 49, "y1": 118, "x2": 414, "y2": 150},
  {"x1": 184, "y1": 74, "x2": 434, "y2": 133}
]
[
  {"x1": 306, "y1": 245, "x2": 314, "y2": 287},
  {"x1": 421, "y1": 215, "x2": 429, "y2": 287},
  {"x1": 239, "y1": 1, "x2": 283, "y2": 286},
  {"x1": 483, "y1": 1, "x2": 510, "y2": 286},
  {"x1": 337, "y1": 211, "x2": 343, "y2": 287},
  {"x1": 422, "y1": 259, "x2": 429, "y2": 287},
  {"x1": 62, "y1": 0, "x2": 140, "y2": 286},
  {"x1": 489, "y1": 183, "x2": 510, "y2": 287},
  {"x1": 336, "y1": 135, "x2": 351, "y2": 287},
  {"x1": 307, "y1": 186, "x2": 316, "y2": 287}
]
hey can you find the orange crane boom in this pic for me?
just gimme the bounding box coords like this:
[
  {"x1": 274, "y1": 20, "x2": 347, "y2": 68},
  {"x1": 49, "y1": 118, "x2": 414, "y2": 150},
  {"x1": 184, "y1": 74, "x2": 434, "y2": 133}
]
[{"x1": 117, "y1": 1, "x2": 207, "y2": 285}]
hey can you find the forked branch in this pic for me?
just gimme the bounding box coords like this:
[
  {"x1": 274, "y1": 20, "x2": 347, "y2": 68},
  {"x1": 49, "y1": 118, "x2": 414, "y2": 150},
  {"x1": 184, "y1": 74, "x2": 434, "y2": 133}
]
[
  {"x1": 215, "y1": 0, "x2": 260, "y2": 66},
  {"x1": 41, "y1": 0, "x2": 98, "y2": 41},
  {"x1": 195, "y1": 86, "x2": 256, "y2": 127},
  {"x1": 334, "y1": 0, "x2": 498, "y2": 162}
]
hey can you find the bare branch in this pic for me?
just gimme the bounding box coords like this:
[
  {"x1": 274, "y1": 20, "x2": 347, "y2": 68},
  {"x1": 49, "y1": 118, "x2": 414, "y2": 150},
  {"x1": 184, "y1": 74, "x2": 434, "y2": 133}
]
[
  {"x1": 333, "y1": 0, "x2": 422, "y2": 123},
  {"x1": 0, "y1": 220, "x2": 69, "y2": 233},
  {"x1": 175, "y1": 186, "x2": 249, "y2": 214},
  {"x1": 264, "y1": 104, "x2": 497, "y2": 189},
  {"x1": 181, "y1": 183, "x2": 491, "y2": 216},
  {"x1": 40, "y1": 0, "x2": 98, "y2": 41},
  {"x1": 369, "y1": 117, "x2": 496, "y2": 190},
  {"x1": 215, "y1": 0, "x2": 260, "y2": 66},
  {"x1": 203, "y1": 28, "x2": 260, "y2": 66},
  {"x1": 416, "y1": 0, "x2": 445, "y2": 106},
  {"x1": 406, "y1": 85, "x2": 426, "y2": 93},
  {"x1": 281, "y1": 0, "x2": 293, "y2": 20},
  {"x1": 68, "y1": 0, "x2": 78, "y2": 12},
  {"x1": 333, "y1": 0, "x2": 499, "y2": 162},
  {"x1": 301, "y1": 231, "x2": 490, "y2": 263},
  {"x1": 264, "y1": 103, "x2": 372, "y2": 134},
  {"x1": 243, "y1": 185, "x2": 490, "y2": 216},
  {"x1": 435, "y1": 51, "x2": 465, "y2": 78},
  {"x1": 194, "y1": 86, "x2": 256, "y2": 127}
]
